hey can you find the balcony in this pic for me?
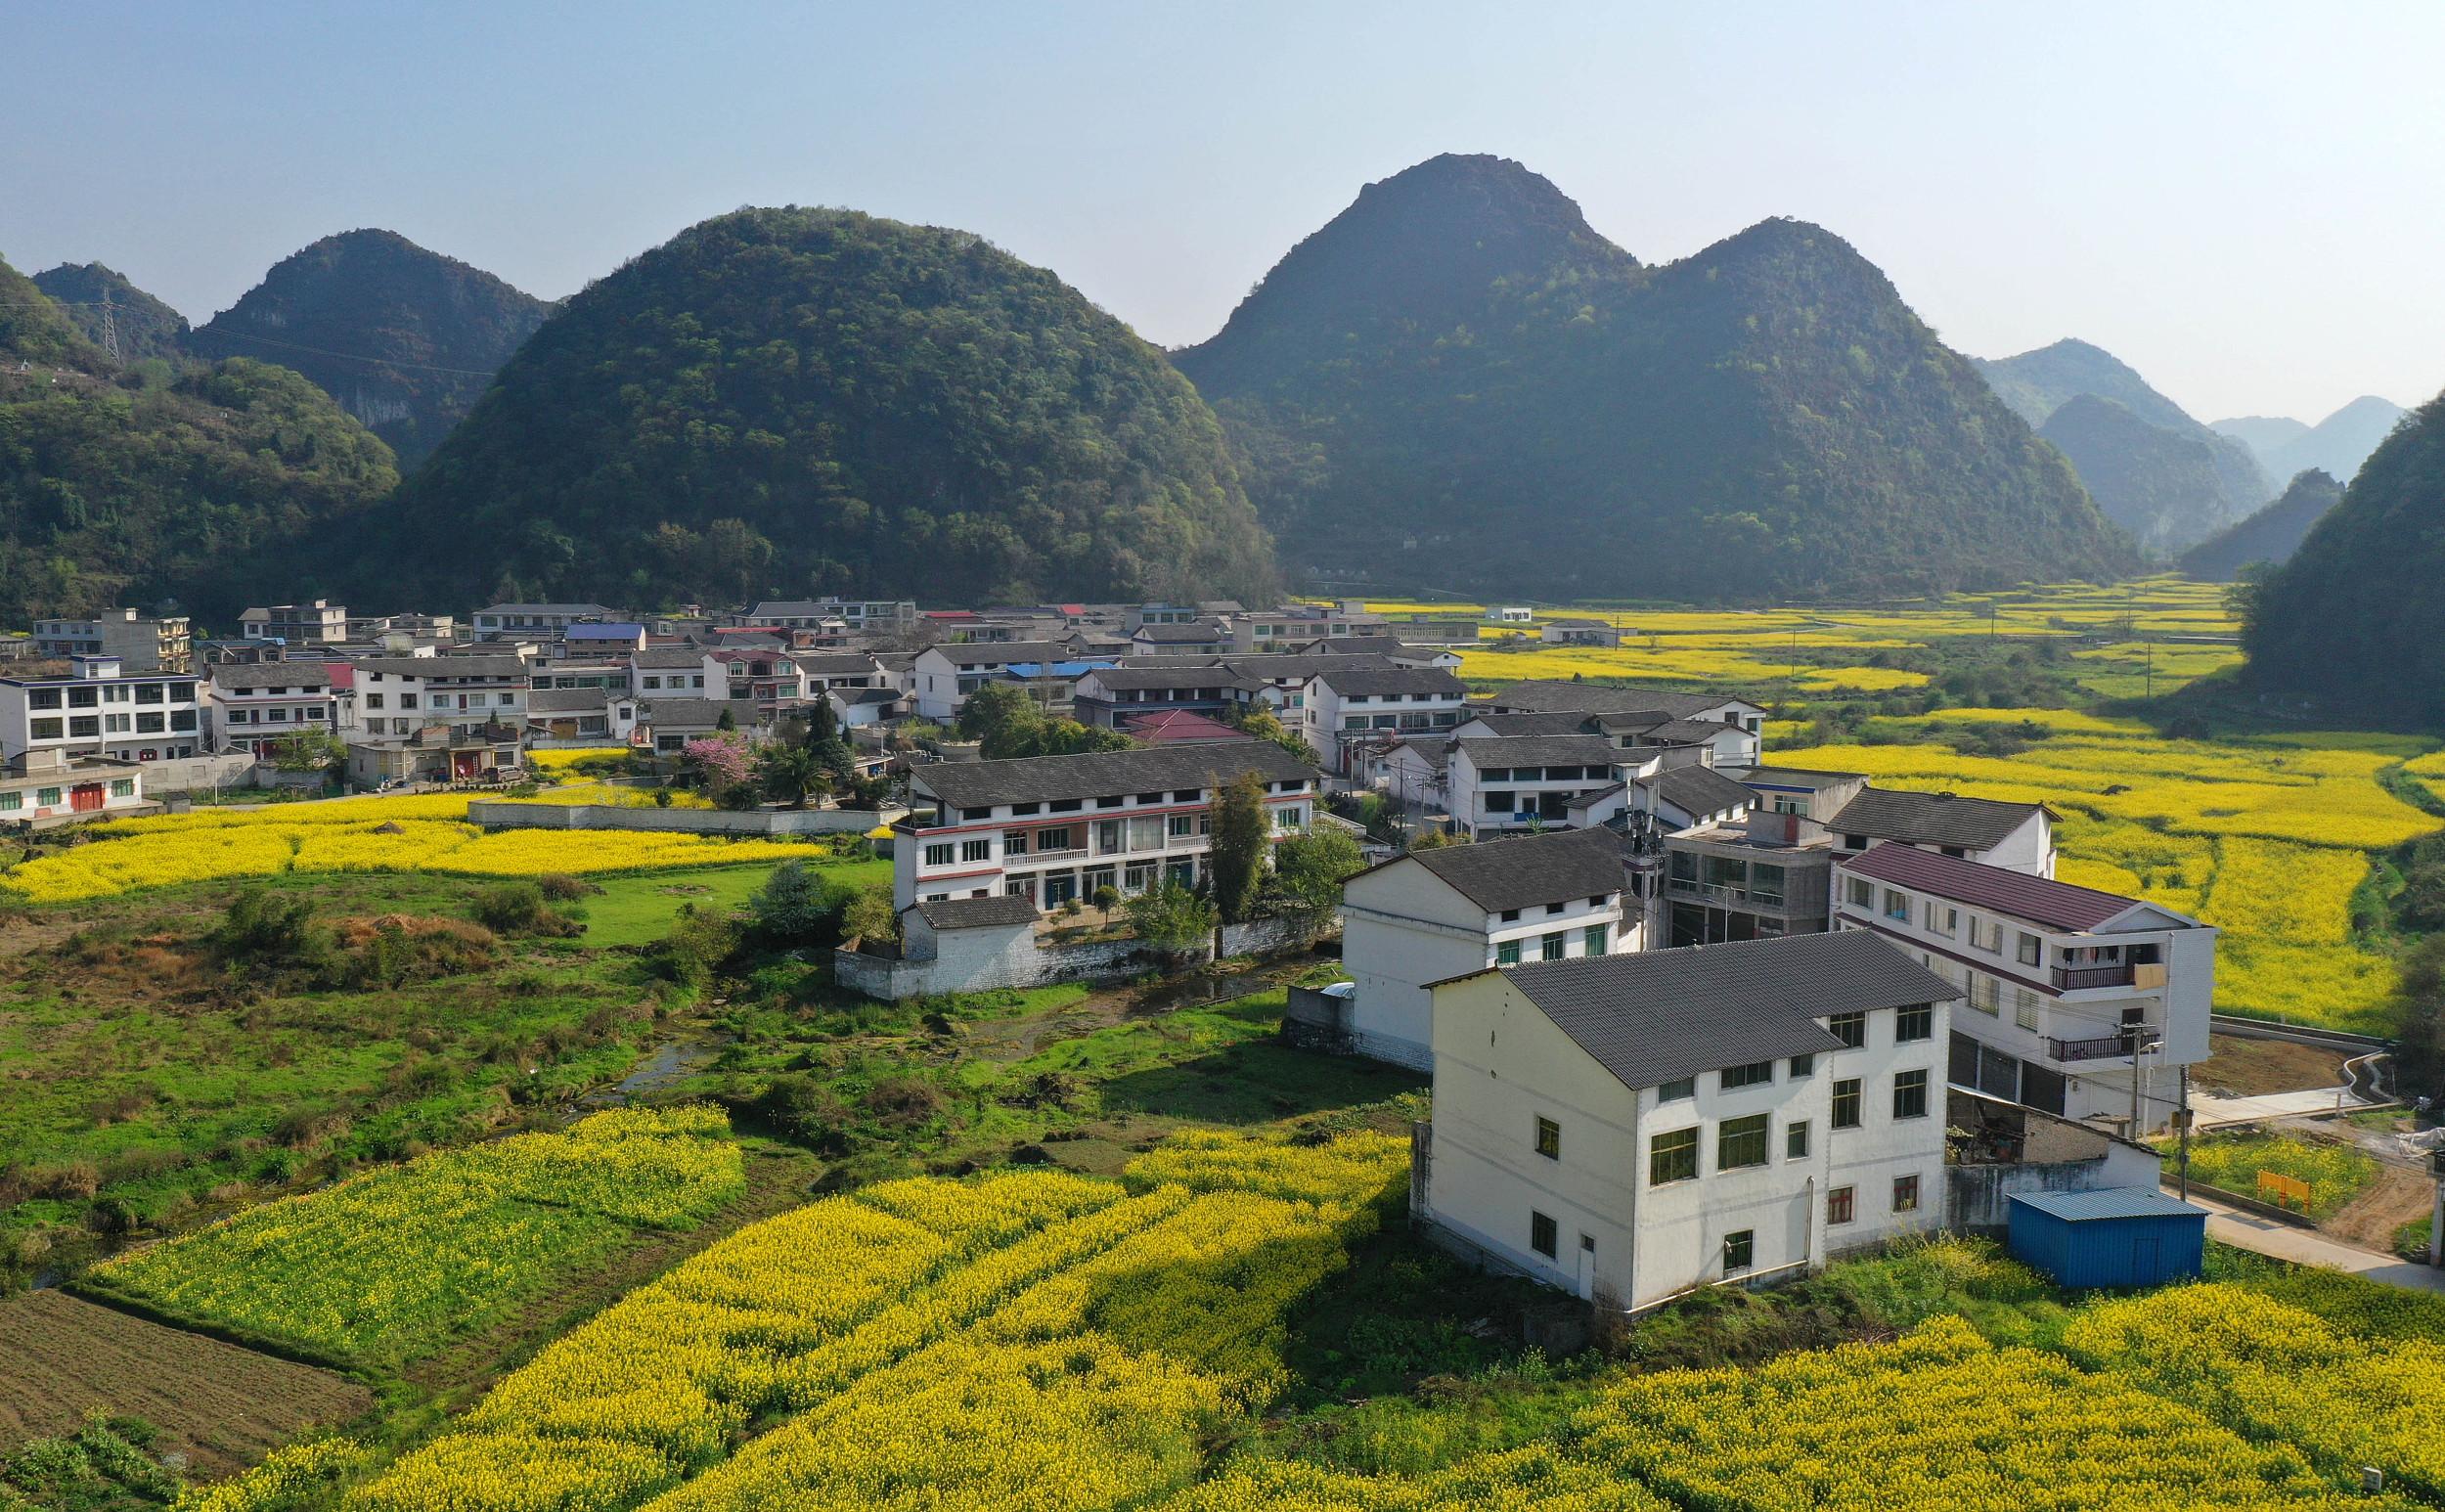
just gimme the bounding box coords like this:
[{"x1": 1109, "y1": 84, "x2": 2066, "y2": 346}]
[
  {"x1": 2046, "y1": 1032, "x2": 2133, "y2": 1063},
  {"x1": 1667, "y1": 876, "x2": 1786, "y2": 908},
  {"x1": 1018, "y1": 845, "x2": 1089, "y2": 864},
  {"x1": 2053, "y1": 963, "x2": 2137, "y2": 991}
]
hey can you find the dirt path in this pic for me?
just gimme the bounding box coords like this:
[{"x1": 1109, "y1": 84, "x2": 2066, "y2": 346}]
[{"x1": 2325, "y1": 1163, "x2": 2434, "y2": 1252}]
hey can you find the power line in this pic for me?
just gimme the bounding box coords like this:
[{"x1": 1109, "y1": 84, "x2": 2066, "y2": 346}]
[{"x1": 0, "y1": 303, "x2": 500, "y2": 377}]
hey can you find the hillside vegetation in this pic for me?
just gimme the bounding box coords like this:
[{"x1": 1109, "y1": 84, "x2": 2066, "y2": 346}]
[
  {"x1": 191, "y1": 229, "x2": 551, "y2": 466},
  {"x1": 351, "y1": 207, "x2": 1277, "y2": 609},
  {"x1": 30, "y1": 262, "x2": 192, "y2": 364},
  {"x1": 1978, "y1": 337, "x2": 2270, "y2": 553},
  {"x1": 2243, "y1": 389, "x2": 2445, "y2": 728},
  {"x1": 2180, "y1": 467, "x2": 2345, "y2": 580},
  {"x1": 1178, "y1": 154, "x2": 2131, "y2": 600},
  {"x1": 0, "y1": 251, "x2": 396, "y2": 624}
]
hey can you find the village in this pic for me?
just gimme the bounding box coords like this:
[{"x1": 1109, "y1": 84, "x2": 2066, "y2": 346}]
[{"x1": 0, "y1": 592, "x2": 2295, "y2": 1314}]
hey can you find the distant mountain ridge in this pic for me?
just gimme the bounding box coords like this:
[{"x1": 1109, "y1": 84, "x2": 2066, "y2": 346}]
[
  {"x1": 0, "y1": 250, "x2": 395, "y2": 624},
  {"x1": 2212, "y1": 395, "x2": 2405, "y2": 485},
  {"x1": 1973, "y1": 338, "x2": 2268, "y2": 552},
  {"x1": 335, "y1": 206, "x2": 1278, "y2": 609},
  {"x1": 1178, "y1": 154, "x2": 2132, "y2": 600},
  {"x1": 192, "y1": 229, "x2": 551, "y2": 465},
  {"x1": 29, "y1": 263, "x2": 191, "y2": 364},
  {"x1": 2178, "y1": 467, "x2": 2344, "y2": 581}
]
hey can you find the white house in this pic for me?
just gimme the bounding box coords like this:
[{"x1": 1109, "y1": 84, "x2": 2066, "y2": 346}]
[
  {"x1": 31, "y1": 608, "x2": 192, "y2": 674},
  {"x1": 1477, "y1": 683, "x2": 1765, "y2": 768},
  {"x1": 1824, "y1": 787, "x2": 2056, "y2": 877},
  {"x1": 525, "y1": 688, "x2": 640, "y2": 747},
  {"x1": 1565, "y1": 764, "x2": 1758, "y2": 833},
  {"x1": 631, "y1": 646, "x2": 719, "y2": 698},
  {"x1": 1302, "y1": 665, "x2": 1469, "y2": 777},
  {"x1": 206, "y1": 661, "x2": 339, "y2": 756},
  {"x1": 471, "y1": 602, "x2": 623, "y2": 640},
  {"x1": 240, "y1": 600, "x2": 349, "y2": 646},
  {"x1": 347, "y1": 656, "x2": 527, "y2": 739},
  {"x1": 0, "y1": 655, "x2": 203, "y2": 764},
  {"x1": 1420, "y1": 930, "x2": 1957, "y2": 1309},
  {"x1": 1446, "y1": 735, "x2": 1643, "y2": 837},
  {"x1": 894, "y1": 742, "x2": 1316, "y2": 912},
  {"x1": 1339, "y1": 828, "x2": 1638, "y2": 1070},
  {"x1": 0, "y1": 748, "x2": 152, "y2": 826},
  {"x1": 908, "y1": 642, "x2": 1117, "y2": 722},
  {"x1": 1831, "y1": 842, "x2": 2215, "y2": 1133}
]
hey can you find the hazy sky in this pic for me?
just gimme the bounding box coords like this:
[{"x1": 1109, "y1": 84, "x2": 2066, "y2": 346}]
[{"x1": 4, "y1": 1, "x2": 2439, "y2": 422}]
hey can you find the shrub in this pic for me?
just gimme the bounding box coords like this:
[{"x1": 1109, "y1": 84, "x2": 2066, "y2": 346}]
[
  {"x1": 208, "y1": 890, "x2": 329, "y2": 974},
  {"x1": 749, "y1": 860, "x2": 849, "y2": 943},
  {"x1": 654, "y1": 904, "x2": 741, "y2": 989},
  {"x1": 841, "y1": 884, "x2": 900, "y2": 947},
  {"x1": 535, "y1": 872, "x2": 598, "y2": 902},
  {"x1": 858, "y1": 1075, "x2": 946, "y2": 1132},
  {"x1": 756, "y1": 1073, "x2": 853, "y2": 1153}
]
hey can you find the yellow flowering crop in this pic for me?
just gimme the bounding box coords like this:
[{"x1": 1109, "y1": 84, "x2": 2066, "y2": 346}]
[{"x1": 91, "y1": 1108, "x2": 743, "y2": 1366}]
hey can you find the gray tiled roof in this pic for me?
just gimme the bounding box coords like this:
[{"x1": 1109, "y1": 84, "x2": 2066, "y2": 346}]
[
  {"x1": 1829, "y1": 787, "x2": 2050, "y2": 851},
  {"x1": 641, "y1": 697, "x2": 764, "y2": 729},
  {"x1": 1313, "y1": 666, "x2": 1468, "y2": 697},
  {"x1": 1076, "y1": 666, "x2": 1263, "y2": 692},
  {"x1": 912, "y1": 894, "x2": 1041, "y2": 930},
  {"x1": 1646, "y1": 765, "x2": 1757, "y2": 819},
  {"x1": 1491, "y1": 931, "x2": 1958, "y2": 1090},
  {"x1": 922, "y1": 640, "x2": 1103, "y2": 667},
  {"x1": 1398, "y1": 827, "x2": 1625, "y2": 912},
  {"x1": 1462, "y1": 712, "x2": 1594, "y2": 737},
  {"x1": 1486, "y1": 681, "x2": 1752, "y2": 718},
  {"x1": 1452, "y1": 734, "x2": 1632, "y2": 770},
  {"x1": 525, "y1": 688, "x2": 614, "y2": 713},
  {"x1": 914, "y1": 741, "x2": 1311, "y2": 811},
  {"x1": 352, "y1": 655, "x2": 528, "y2": 679},
  {"x1": 634, "y1": 646, "x2": 714, "y2": 669},
  {"x1": 208, "y1": 661, "x2": 333, "y2": 690}
]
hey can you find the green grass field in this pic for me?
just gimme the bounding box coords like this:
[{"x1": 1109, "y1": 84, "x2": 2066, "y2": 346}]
[{"x1": 576, "y1": 859, "x2": 885, "y2": 947}]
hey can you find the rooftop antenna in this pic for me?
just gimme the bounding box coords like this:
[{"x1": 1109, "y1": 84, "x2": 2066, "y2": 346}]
[{"x1": 99, "y1": 289, "x2": 119, "y2": 362}]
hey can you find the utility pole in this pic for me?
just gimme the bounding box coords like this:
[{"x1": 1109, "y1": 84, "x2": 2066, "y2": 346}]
[
  {"x1": 2430, "y1": 1149, "x2": 2444, "y2": 1267},
  {"x1": 2176, "y1": 1066, "x2": 2192, "y2": 1201},
  {"x1": 99, "y1": 289, "x2": 119, "y2": 362}
]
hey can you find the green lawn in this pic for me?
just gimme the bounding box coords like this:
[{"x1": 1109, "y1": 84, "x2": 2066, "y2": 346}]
[{"x1": 576, "y1": 857, "x2": 890, "y2": 947}]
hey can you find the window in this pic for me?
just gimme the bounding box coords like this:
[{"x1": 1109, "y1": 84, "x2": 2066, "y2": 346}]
[
  {"x1": 1788, "y1": 1052, "x2": 1815, "y2": 1079},
  {"x1": 1037, "y1": 826, "x2": 1074, "y2": 853},
  {"x1": 922, "y1": 843, "x2": 955, "y2": 867},
  {"x1": 1168, "y1": 814, "x2": 1196, "y2": 837},
  {"x1": 1540, "y1": 932, "x2": 1566, "y2": 961},
  {"x1": 1495, "y1": 939, "x2": 1522, "y2": 967},
  {"x1": 1895, "y1": 1004, "x2": 1933, "y2": 1043},
  {"x1": 1583, "y1": 923, "x2": 1608, "y2": 955},
  {"x1": 27, "y1": 689, "x2": 60, "y2": 710},
  {"x1": 1892, "y1": 1175, "x2": 1922, "y2": 1214},
  {"x1": 1832, "y1": 1079, "x2": 1862, "y2": 1129},
  {"x1": 1970, "y1": 972, "x2": 2001, "y2": 1014},
  {"x1": 1648, "y1": 1128, "x2": 1699, "y2": 1185},
  {"x1": 1786, "y1": 1120, "x2": 1810, "y2": 1160},
  {"x1": 1719, "y1": 1060, "x2": 1774, "y2": 1090},
  {"x1": 1534, "y1": 1117, "x2": 1560, "y2": 1160},
  {"x1": 1717, "y1": 1113, "x2": 1769, "y2": 1170},
  {"x1": 2017, "y1": 932, "x2": 2043, "y2": 967},
  {"x1": 0, "y1": 792, "x2": 17, "y2": 811},
  {"x1": 1845, "y1": 876, "x2": 1873, "y2": 908},
  {"x1": 1828, "y1": 1185, "x2": 1856, "y2": 1224},
  {"x1": 1893, "y1": 1069, "x2": 1930, "y2": 1120},
  {"x1": 36, "y1": 786, "x2": 61, "y2": 805},
  {"x1": 1925, "y1": 902, "x2": 1958, "y2": 936},
  {"x1": 1972, "y1": 917, "x2": 2004, "y2": 954},
  {"x1": 2014, "y1": 987, "x2": 2043, "y2": 1032},
  {"x1": 960, "y1": 838, "x2": 992, "y2": 864},
  {"x1": 1001, "y1": 829, "x2": 1031, "y2": 857},
  {"x1": 1658, "y1": 1076, "x2": 1695, "y2": 1103},
  {"x1": 70, "y1": 716, "x2": 100, "y2": 737},
  {"x1": 1723, "y1": 1229, "x2": 1755, "y2": 1272},
  {"x1": 1499, "y1": 908, "x2": 1520, "y2": 923},
  {"x1": 29, "y1": 718, "x2": 61, "y2": 740},
  {"x1": 1829, "y1": 1011, "x2": 1866, "y2": 1049},
  {"x1": 1530, "y1": 1211, "x2": 1558, "y2": 1260},
  {"x1": 366, "y1": 692, "x2": 384, "y2": 710},
  {"x1": 1883, "y1": 888, "x2": 1910, "y2": 922}
]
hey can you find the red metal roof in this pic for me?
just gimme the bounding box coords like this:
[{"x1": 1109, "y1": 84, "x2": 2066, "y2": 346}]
[
  {"x1": 321, "y1": 660, "x2": 355, "y2": 690},
  {"x1": 1840, "y1": 842, "x2": 2135, "y2": 932}
]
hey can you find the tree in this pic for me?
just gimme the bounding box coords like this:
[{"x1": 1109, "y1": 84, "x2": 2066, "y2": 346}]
[
  {"x1": 755, "y1": 743, "x2": 830, "y2": 809},
  {"x1": 1267, "y1": 825, "x2": 1365, "y2": 927},
  {"x1": 958, "y1": 682, "x2": 1046, "y2": 759},
  {"x1": 842, "y1": 884, "x2": 900, "y2": 946},
  {"x1": 265, "y1": 728, "x2": 345, "y2": 774},
  {"x1": 715, "y1": 706, "x2": 738, "y2": 733},
  {"x1": 1208, "y1": 769, "x2": 1269, "y2": 923},
  {"x1": 682, "y1": 734, "x2": 749, "y2": 791},
  {"x1": 2390, "y1": 936, "x2": 2445, "y2": 1108},
  {"x1": 750, "y1": 859, "x2": 845, "y2": 941},
  {"x1": 1235, "y1": 707, "x2": 1319, "y2": 765},
  {"x1": 802, "y1": 694, "x2": 857, "y2": 779},
  {"x1": 1091, "y1": 883, "x2": 1121, "y2": 924},
  {"x1": 1123, "y1": 881, "x2": 1217, "y2": 967}
]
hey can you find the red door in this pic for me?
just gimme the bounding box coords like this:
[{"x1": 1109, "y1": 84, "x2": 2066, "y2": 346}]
[
  {"x1": 453, "y1": 751, "x2": 480, "y2": 779},
  {"x1": 70, "y1": 783, "x2": 105, "y2": 812}
]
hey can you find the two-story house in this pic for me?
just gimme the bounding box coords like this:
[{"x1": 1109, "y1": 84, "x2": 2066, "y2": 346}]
[
  {"x1": 470, "y1": 603, "x2": 624, "y2": 641},
  {"x1": 1339, "y1": 828, "x2": 1639, "y2": 1069},
  {"x1": 239, "y1": 600, "x2": 350, "y2": 646},
  {"x1": 895, "y1": 743, "x2": 1316, "y2": 912},
  {"x1": 1824, "y1": 787, "x2": 2056, "y2": 877},
  {"x1": 1477, "y1": 683, "x2": 1765, "y2": 769},
  {"x1": 630, "y1": 646, "x2": 718, "y2": 698},
  {"x1": 1831, "y1": 843, "x2": 2214, "y2": 1133},
  {"x1": 909, "y1": 642, "x2": 1121, "y2": 722},
  {"x1": 1068, "y1": 666, "x2": 1267, "y2": 731},
  {"x1": 32, "y1": 609, "x2": 192, "y2": 674},
  {"x1": 1420, "y1": 930, "x2": 1957, "y2": 1308},
  {"x1": 0, "y1": 748, "x2": 152, "y2": 826},
  {"x1": 1303, "y1": 666, "x2": 1469, "y2": 777},
  {"x1": 1446, "y1": 736, "x2": 1643, "y2": 837},
  {"x1": 206, "y1": 662, "x2": 339, "y2": 755},
  {"x1": 1660, "y1": 808, "x2": 1838, "y2": 947},
  {"x1": 0, "y1": 656, "x2": 203, "y2": 764}
]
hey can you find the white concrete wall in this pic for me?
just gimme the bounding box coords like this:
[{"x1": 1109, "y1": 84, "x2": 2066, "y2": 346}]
[
  {"x1": 1342, "y1": 866, "x2": 1493, "y2": 1069},
  {"x1": 1973, "y1": 813, "x2": 2055, "y2": 877}
]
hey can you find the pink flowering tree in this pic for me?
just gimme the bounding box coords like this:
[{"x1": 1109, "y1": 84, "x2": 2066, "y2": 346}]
[{"x1": 682, "y1": 734, "x2": 750, "y2": 792}]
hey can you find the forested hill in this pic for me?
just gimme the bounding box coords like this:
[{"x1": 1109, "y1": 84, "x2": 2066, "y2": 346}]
[
  {"x1": 342, "y1": 207, "x2": 1278, "y2": 609},
  {"x1": 2242, "y1": 390, "x2": 2445, "y2": 728},
  {"x1": 1176, "y1": 155, "x2": 2131, "y2": 600},
  {"x1": 0, "y1": 252, "x2": 397, "y2": 625},
  {"x1": 2178, "y1": 468, "x2": 2343, "y2": 581},
  {"x1": 2213, "y1": 395, "x2": 2406, "y2": 484},
  {"x1": 192, "y1": 229, "x2": 551, "y2": 465},
  {"x1": 1974, "y1": 338, "x2": 2269, "y2": 551},
  {"x1": 30, "y1": 263, "x2": 192, "y2": 364}
]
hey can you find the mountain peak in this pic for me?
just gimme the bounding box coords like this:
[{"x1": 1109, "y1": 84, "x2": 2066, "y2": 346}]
[{"x1": 31, "y1": 261, "x2": 192, "y2": 363}]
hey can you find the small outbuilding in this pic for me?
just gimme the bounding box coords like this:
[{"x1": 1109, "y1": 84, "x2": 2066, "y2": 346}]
[{"x1": 2005, "y1": 1186, "x2": 2205, "y2": 1288}]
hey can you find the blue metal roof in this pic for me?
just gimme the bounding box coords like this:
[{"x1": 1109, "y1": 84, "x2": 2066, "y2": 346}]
[
  {"x1": 565, "y1": 623, "x2": 646, "y2": 638},
  {"x1": 1001, "y1": 660, "x2": 1116, "y2": 678},
  {"x1": 2007, "y1": 1187, "x2": 2204, "y2": 1223}
]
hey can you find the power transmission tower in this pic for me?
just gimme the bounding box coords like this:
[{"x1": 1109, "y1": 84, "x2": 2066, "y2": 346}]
[{"x1": 99, "y1": 289, "x2": 119, "y2": 362}]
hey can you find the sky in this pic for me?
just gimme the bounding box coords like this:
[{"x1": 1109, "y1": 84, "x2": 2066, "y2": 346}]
[{"x1": 3, "y1": 0, "x2": 2440, "y2": 422}]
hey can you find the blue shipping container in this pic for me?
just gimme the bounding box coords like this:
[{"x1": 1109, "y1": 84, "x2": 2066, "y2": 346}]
[{"x1": 2006, "y1": 1186, "x2": 2206, "y2": 1288}]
